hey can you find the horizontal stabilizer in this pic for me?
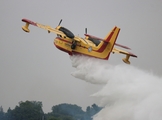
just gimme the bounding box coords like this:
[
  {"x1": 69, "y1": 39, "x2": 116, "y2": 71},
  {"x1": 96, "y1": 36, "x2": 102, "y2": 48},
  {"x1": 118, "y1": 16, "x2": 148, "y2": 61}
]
[{"x1": 115, "y1": 43, "x2": 131, "y2": 49}]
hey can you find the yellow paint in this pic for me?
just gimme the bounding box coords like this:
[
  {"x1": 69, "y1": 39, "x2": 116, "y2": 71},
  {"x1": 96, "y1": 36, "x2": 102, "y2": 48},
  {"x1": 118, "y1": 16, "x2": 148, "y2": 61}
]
[
  {"x1": 22, "y1": 23, "x2": 30, "y2": 32},
  {"x1": 54, "y1": 27, "x2": 120, "y2": 59},
  {"x1": 21, "y1": 18, "x2": 137, "y2": 64}
]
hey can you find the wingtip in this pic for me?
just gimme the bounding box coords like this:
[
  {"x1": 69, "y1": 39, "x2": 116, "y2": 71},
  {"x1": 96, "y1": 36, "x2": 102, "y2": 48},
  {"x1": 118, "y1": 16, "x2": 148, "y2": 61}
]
[{"x1": 129, "y1": 52, "x2": 137, "y2": 58}]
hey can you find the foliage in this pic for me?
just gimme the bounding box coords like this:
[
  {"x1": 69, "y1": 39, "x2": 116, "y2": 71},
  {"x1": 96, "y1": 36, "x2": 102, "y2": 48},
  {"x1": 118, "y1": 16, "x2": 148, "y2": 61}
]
[
  {"x1": 0, "y1": 106, "x2": 6, "y2": 120},
  {"x1": 46, "y1": 103, "x2": 102, "y2": 120},
  {"x1": 84, "y1": 104, "x2": 102, "y2": 120},
  {"x1": 3, "y1": 101, "x2": 43, "y2": 120},
  {"x1": 46, "y1": 103, "x2": 84, "y2": 120},
  {"x1": 1, "y1": 101, "x2": 102, "y2": 120}
]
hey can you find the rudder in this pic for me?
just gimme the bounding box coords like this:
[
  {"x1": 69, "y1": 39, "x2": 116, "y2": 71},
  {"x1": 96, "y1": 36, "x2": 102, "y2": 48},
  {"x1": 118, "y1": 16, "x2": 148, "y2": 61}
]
[
  {"x1": 104, "y1": 26, "x2": 120, "y2": 43},
  {"x1": 103, "y1": 26, "x2": 120, "y2": 60}
]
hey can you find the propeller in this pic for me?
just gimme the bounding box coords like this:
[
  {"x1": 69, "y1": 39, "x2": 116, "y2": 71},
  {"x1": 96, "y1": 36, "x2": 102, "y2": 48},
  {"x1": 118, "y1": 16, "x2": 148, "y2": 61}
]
[
  {"x1": 85, "y1": 28, "x2": 87, "y2": 34},
  {"x1": 58, "y1": 19, "x2": 62, "y2": 26}
]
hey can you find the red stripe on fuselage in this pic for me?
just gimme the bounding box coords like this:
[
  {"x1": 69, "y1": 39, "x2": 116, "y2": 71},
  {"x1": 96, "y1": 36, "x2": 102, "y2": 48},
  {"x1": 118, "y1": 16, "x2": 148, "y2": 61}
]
[
  {"x1": 96, "y1": 27, "x2": 116, "y2": 52},
  {"x1": 96, "y1": 42, "x2": 107, "y2": 52},
  {"x1": 71, "y1": 51, "x2": 108, "y2": 60},
  {"x1": 105, "y1": 27, "x2": 116, "y2": 42},
  {"x1": 105, "y1": 28, "x2": 120, "y2": 60},
  {"x1": 55, "y1": 36, "x2": 112, "y2": 54},
  {"x1": 54, "y1": 42, "x2": 72, "y2": 55},
  {"x1": 54, "y1": 38, "x2": 109, "y2": 60}
]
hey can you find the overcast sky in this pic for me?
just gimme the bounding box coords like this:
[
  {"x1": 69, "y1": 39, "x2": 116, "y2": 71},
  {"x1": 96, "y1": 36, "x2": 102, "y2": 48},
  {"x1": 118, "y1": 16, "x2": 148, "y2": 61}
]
[{"x1": 0, "y1": 0, "x2": 162, "y2": 112}]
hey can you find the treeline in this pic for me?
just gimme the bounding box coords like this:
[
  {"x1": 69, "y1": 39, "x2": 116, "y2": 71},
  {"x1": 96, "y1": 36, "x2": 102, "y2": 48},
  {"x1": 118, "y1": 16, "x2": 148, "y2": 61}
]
[{"x1": 0, "y1": 101, "x2": 102, "y2": 120}]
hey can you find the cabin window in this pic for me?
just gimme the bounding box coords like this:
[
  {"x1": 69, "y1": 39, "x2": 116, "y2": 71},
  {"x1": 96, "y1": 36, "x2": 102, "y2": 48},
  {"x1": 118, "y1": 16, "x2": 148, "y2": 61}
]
[{"x1": 88, "y1": 37, "x2": 101, "y2": 46}]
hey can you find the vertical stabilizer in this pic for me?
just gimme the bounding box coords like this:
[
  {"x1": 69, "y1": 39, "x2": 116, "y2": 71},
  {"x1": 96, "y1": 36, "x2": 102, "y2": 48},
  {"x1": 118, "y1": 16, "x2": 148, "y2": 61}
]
[
  {"x1": 104, "y1": 26, "x2": 120, "y2": 43},
  {"x1": 103, "y1": 26, "x2": 120, "y2": 59}
]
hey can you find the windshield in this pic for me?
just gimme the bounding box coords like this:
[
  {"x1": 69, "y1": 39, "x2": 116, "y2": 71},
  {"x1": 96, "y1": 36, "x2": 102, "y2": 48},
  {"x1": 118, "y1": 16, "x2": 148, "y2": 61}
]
[{"x1": 59, "y1": 27, "x2": 74, "y2": 38}]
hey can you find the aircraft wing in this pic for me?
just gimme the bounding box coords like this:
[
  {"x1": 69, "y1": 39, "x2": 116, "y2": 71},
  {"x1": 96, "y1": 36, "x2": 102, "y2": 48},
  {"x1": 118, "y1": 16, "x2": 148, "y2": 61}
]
[
  {"x1": 22, "y1": 18, "x2": 65, "y2": 36},
  {"x1": 112, "y1": 48, "x2": 137, "y2": 57},
  {"x1": 84, "y1": 34, "x2": 104, "y2": 40},
  {"x1": 85, "y1": 34, "x2": 131, "y2": 49},
  {"x1": 22, "y1": 18, "x2": 81, "y2": 42},
  {"x1": 112, "y1": 48, "x2": 137, "y2": 64},
  {"x1": 114, "y1": 43, "x2": 131, "y2": 49}
]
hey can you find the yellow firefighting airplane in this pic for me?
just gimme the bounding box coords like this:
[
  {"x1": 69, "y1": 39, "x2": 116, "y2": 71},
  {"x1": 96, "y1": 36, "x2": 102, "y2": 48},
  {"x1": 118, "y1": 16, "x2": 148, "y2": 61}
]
[{"x1": 21, "y1": 18, "x2": 137, "y2": 64}]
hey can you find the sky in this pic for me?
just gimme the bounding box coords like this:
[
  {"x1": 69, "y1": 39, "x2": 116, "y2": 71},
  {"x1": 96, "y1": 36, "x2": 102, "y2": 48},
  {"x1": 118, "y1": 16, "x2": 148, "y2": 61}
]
[{"x1": 0, "y1": 0, "x2": 162, "y2": 113}]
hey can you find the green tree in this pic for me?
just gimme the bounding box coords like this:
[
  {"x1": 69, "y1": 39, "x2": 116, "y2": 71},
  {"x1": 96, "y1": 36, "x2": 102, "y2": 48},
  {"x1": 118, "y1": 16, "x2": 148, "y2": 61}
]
[
  {"x1": 0, "y1": 106, "x2": 5, "y2": 120},
  {"x1": 47, "y1": 103, "x2": 85, "y2": 120},
  {"x1": 11, "y1": 101, "x2": 44, "y2": 120},
  {"x1": 84, "y1": 104, "x2": 102, "y2": 120},
  {"x1": 6, "y1": 107, "x2": 12, "y2": 120},
  {"x1": 47, "y1": 116, "x2": 61, "y2": 120}
]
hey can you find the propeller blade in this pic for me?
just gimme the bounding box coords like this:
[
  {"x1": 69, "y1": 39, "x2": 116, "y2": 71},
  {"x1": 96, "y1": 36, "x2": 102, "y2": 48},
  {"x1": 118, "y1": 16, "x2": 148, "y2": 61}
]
[
  {"x1": 58, "y1": 19, "x2": 62, "y2": 26},
  {"x1": 85, "y1": 28, "x2": 87, "y2": 34}
]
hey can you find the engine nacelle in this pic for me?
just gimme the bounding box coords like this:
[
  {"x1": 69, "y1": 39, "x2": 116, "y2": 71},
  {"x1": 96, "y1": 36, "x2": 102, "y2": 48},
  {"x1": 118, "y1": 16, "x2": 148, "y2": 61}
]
[
  {"x1": 22, "y1": 23, "x2": 30, "y2": 32},
  {"x1": 122, "y1": 55, "x2": 130, "y2": 64}
]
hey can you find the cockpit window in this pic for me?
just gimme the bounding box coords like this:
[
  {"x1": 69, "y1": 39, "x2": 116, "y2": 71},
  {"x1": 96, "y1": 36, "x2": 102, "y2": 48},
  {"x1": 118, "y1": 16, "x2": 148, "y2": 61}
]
[
  {"x1": 59, "y1": 27, "x2": 75, "y2": 39},
  {"x1": 88, "y1": 37, "x2": 101, "y2": 46}
]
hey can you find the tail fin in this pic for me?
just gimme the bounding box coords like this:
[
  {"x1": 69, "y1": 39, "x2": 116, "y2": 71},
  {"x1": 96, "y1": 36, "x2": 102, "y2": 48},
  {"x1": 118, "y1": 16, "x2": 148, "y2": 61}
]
[
  {"x1": 103, "y1": 26, "x2": 120, "y2": 60},
  {"x1": 104, "y1": 26, "x2": 120, "y2": 43},
  {"x1": 105, "y1": 26, "x2": 120, "y2": 52}
]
